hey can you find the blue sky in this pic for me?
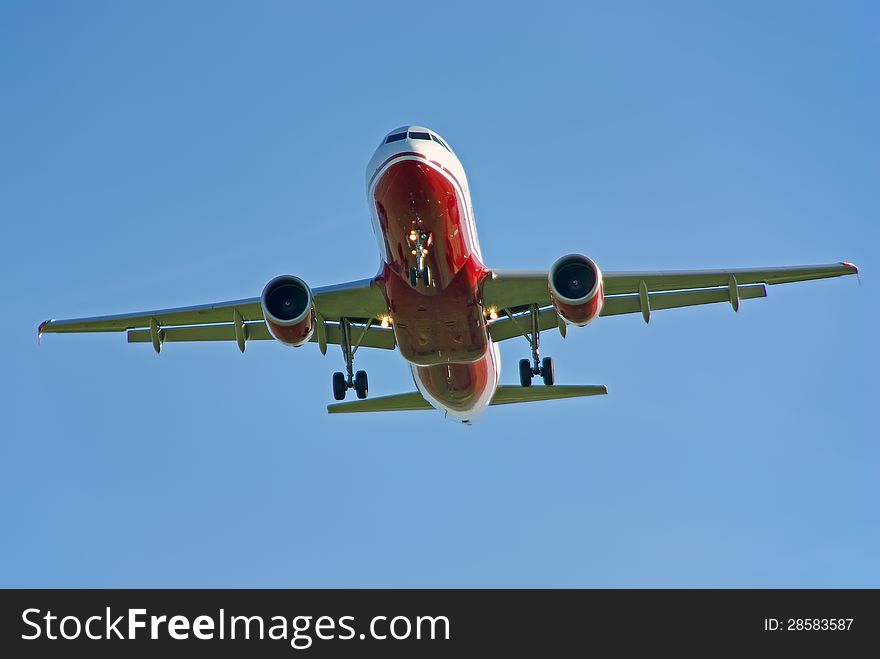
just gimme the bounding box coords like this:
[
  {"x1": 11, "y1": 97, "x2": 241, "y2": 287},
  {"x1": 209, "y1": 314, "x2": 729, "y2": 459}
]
[{"x1": 1, "y1": 1, "x2": 877, "y2": 587}]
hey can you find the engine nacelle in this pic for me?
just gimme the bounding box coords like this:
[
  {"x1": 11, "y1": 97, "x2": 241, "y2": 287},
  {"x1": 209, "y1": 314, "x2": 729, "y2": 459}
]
[
  {"x1": 548, "y1": 254, "x2": 604, "y2": 326},
  {"x1": 261, "y1": 275, "x2": 315, "y2": 347}
]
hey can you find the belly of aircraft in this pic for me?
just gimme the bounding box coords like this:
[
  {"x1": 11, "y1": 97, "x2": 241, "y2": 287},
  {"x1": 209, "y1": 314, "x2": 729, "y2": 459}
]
[
  {"x1": 411, "y1": 342, "x2": 500, "y2": 420},
  {"x1": 374, "y1": 157, "x2": 489, "y2": 366},
  {"x1": 373, "y1": 156, "x2": 497, "y2": 417}
]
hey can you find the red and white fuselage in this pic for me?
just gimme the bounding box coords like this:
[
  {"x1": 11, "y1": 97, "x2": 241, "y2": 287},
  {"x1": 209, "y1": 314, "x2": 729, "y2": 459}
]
[{"x1": 367, "y1": 126, "x2": 499, "y2": 422}]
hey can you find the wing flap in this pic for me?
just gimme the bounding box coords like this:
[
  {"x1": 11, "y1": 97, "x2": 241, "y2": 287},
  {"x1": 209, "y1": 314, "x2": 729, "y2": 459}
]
[
  {"x1": 127, "y1": 320, "x2": 396, "y2": 350},
  {"x1": 601, "y1": 283, "x2": 767, "y2": 316},
  {"x1": 127, "y1": 321, "x2": 270, "y2": 343},
  {"x1": 487, "y1": 284, "x2": 768, "y2": 342}
]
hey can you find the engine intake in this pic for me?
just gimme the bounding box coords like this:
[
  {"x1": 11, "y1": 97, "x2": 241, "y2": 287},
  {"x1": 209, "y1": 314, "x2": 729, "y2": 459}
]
[
  {"x1": 548, "y1": 254, "x2": 604, "y2": 326},
  {"x1": 261, "y1": 275, "x2": 315, "y2": 346}
]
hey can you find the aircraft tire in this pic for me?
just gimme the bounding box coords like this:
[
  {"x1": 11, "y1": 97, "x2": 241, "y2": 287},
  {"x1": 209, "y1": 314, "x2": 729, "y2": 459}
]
[
  {"x1": 519, "y1": 359, "x2": 533, "y2": 387},
  {"x1": 541, "y1": 357, "x2": 555, "y2": 386},
  {"x1": 332, "y1": 372, "x2": 347, "y2": 400},
  {"x1": 354, "y1": 370, "x2": 369, "y2": 399}
]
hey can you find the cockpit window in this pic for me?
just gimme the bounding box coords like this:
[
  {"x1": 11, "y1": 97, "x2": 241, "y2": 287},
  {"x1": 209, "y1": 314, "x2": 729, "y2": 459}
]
[
  {"x1": 431, "y1": 134, "x2": 450, "y2": 150},
  {"x1": 385, "y1": 132, "x2": 407, "y2": 143},
  {"x1": 409, "y1": 131, "x2": 431, "y2": 140}
]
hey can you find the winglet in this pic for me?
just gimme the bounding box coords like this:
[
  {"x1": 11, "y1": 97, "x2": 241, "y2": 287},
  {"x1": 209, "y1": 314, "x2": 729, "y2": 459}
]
[
  {"x1": 38, "y1": 320, "x2": 50, "y2": 344},
  {"x1": 841, "y1": 262, "x2": 860, "y2": 285}
]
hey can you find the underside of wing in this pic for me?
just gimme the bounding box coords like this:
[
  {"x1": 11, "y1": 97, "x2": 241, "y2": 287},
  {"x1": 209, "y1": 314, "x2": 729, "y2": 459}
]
[
  {"x1": 39, "y1": 298, "x2": 264, "y2": 334},
  {"x1": 125, "y1": 319, "x2": 396, "y2": 350},
  {"x1": 39, "y1": 278, "x2": 392, "y2": 352},
  {"x1": 482, "y1": 261, "x2": 858, "y2": 341},
  {"x1": 487, "y1": 284, "x2": 769, "y2": 341},
  {"x1": 601, "y1": 262, "x2": 859, "y2": 295}
]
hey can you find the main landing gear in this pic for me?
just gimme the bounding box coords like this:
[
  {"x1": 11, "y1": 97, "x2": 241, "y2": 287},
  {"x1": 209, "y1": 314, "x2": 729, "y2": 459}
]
[
  {"x1": 517, "y1": 304, "x2": 554, "y2": 387},
  {"x1": 332, "y1": 318, "x2": 369, "y2": 400},
  {"x1": 408, "y1": 228, "x2": 433, "y2": 288}
]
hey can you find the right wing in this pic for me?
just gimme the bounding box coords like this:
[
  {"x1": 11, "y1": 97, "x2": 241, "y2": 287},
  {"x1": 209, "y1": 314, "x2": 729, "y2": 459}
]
[{"x1": 39, "y1": 278, "x2": 393, "y2": 352}]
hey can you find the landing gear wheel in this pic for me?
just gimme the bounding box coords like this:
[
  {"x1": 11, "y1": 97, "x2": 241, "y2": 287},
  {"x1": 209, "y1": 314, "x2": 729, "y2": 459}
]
[
  {"x1": 354, "y1": 370, "x2": 369, "y2": 399},
  {"x1": 410, "y1": 267, "x2": 418, "y2": 287},
  {"x1": 423, "y1": 266, "x2": 431, "y2": 288},
  {"x1": 519, "y1": 359, "x2": 533, "y2": 387},
  {"x1": 541, "y1": 357, "x2": 555, "y2": 386},
  {"x1": 332, "y1": 371, "x2": 347, "y2": 400}
]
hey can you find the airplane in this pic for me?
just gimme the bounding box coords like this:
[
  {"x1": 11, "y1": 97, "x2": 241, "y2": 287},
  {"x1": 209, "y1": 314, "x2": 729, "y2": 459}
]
[{"x1": 39, "y1": 125, "x2": 859, "y2": 423}]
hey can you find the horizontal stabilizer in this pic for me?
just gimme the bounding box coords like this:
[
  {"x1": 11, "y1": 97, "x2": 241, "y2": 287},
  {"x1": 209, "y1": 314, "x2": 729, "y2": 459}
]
[{"x1": 326, "y1": 384, "x2": 608, "y2": 414}]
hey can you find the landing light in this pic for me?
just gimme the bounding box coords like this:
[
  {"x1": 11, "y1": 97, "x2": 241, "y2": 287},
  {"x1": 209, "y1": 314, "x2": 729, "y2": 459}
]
[
  {"x1": 487, "y1": 307, "x2": 499, "y2": 320},
  {"x1": 380, "y1": 316, "x2": 391, "y2": 328}
]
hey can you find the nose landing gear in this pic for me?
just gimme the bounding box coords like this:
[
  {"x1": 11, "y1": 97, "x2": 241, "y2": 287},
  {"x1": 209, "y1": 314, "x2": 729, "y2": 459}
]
[
  {"x1": 409, "y1": 265, "x2": 431, "y2": 288},
  {"x1": 408, "y1": 229, "x2": 433, "y2": 288},
  {"x1": 331, "y1": 317, "x2": 371, "y2": 400}
]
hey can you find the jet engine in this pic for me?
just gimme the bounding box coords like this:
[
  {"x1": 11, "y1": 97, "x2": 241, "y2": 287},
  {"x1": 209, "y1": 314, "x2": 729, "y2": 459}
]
[
  {"x1": 548, "y1": 254, "x2": 604, "y2": 326},
  {"x1": 261, "y1": 275, "x2": 315, "y2": 346}
]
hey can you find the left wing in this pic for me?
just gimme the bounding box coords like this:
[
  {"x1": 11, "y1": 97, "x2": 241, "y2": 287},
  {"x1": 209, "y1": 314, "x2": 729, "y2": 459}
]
[
  {"x1": 483, "y1": 262, "x2": 858, "y2": 339},
  {"x1": 39, "y1": 278, "x2": 393, "y2": 351}
]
